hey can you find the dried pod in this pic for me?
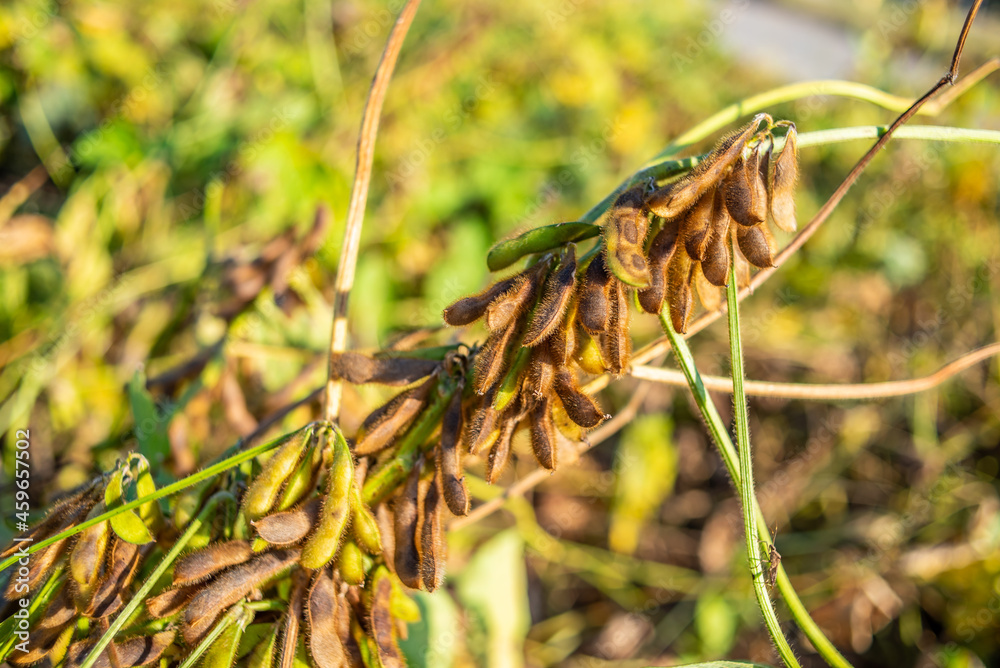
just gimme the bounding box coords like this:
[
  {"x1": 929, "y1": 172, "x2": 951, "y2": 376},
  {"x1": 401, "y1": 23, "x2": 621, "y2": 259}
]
[
  {"x1": 392, "y1": 460, "x2": 422, "y2": 589},
  {"x1": 723, "y1": 149, "x2": 767, "y2": 227},
  {"x1": 645, "y1": 117, "x2": 762, "y2": 219},
  {"x1": 485, "y1": 266, "x2": 542, "y2": 331},
  {"x1": 736, "y1": 223, "x2": 776, "y2": 268},
  {"x1": 69, "y1": 503, "x2": 110, "y2": 599},
  {"x1": 603, "y1": 187, "x2": 652, "y2": 287},
  {"x1": 370, "y1": 569, "x2": 405, "y2": 668},
  {"x1": 183, "y1": 550, "x2": 300, "y2": 646},
  {"x1": 529, "y1": 398, "x2": 557, "y2": 470},
  {"x1": 770, "y1": 125, "x2": 798, "y2": 232},
  {"x1": 278, "y1": 574, "x2": 306, "y2": 668},
  {"x1": 243, "y1": 429, "x2": 311, "y2": 521},
  {"x1": 701, "y1": 189, "x2": 733, "y2": 287},
  {"x1": 666, "y1": 244, "x2": 695, "y2": 334},
  {"x1": 553, "y1": 368, "x2": 605, "y2": 428},
  {"x1": 329, "y1": 352, "x2": 439, "y2": 386},
  {"x1": 355, "y1": 375, "x2": 436, "y2": 455},
  {"x1": 337, "y1": 540, "x2": 366, "y2": 586},
  {"x1": 86, "y1": 536, "x2": 141, "y2": 618},
  {"x1": 300, "y1": 430, "x2": 354, "y2": 569},
  {"x1": 546, "y1": 301, "x2": 576, "y2": 366},
  {"x1": 572, "y1": 325, "x2": 606, "y2": 375},
  {"x1": 603, "y1": 280, "x2": 631, "y2": 376},
  {"x1": 0, "y1": 481, "x2": 100, "y2": 561},
  {"x1": 418, "y1": 478, "x2": 445, "y2": 592},
  {"x1": 577, "y1": 253, "x2": 613, "y2": 333},
  {"x1": 485, "y1": 415, "x2": 518, "y2": 485},
  {"x1": 466, "y1": 397, "x2": 501, "y2": 456},
  {"x1": 638, "y1": 217, "x2": 680, "y2": 314},
  {"x1": 307, "y1": 569, "x2": 349, "y2": 668},
  {"x1": 474, "y1": 317, "x2": 521, "y2": 395},
  {"x1": 523, "y1": 245, "x2": 577, "y2": 346},
  {"x1": 65, "y1": 631, "x2": 175, "y2": 668},
  {"x1": 442, "y1": 273, "x2": 520, "y2": 326},
  {"x1": 9, "y1": 623, "x2": 73, "y2": 666},
  {"x1": 147, "y1": 585, "x2": 198, "y2": 619},
  {"x1": 437, "y1": 389, "x2": 469, "y2": 516},
  {"x1": 253, "y1": 497, "x2": 322, "y2": 547},
  {"x1": 526, "y1": 343, "x2": 557, "y2": 398},
  {"x1": 173, "y1": 540, "x2": 253, "y2": 587},
  {"x1": 733, "y1": 235, "x2": 752, "y2": 287},
  {"x1": 350, "y1": 487, "x2": 383, "y2": 555},
  {"x1": 5, "y1": 536, "x2": 71, "y2": 601},
  {"x1": 693, "y1": 263, "x2": 723, "y2": 312},
  {"x1": 682, "y1": 187, "x2": 716, "y2": 261}
]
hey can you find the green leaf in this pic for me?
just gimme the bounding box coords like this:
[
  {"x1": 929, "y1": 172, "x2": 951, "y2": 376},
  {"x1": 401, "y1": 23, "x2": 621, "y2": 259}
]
[
  {"x1": 454, "y1": 530, "x2": 529, "y2": 668},
  {"x1": 609, "y1": 413, "x2": 677, "y2": 555},
  {"x1": 127, "y1": 371, "x2": 171, "y2": 467},
  {"x1": 487, "y1": 222, "x2": 599, "y2": 272},
  {"x1": 399, "y1": 591, "x2": 460, "y2": 668},
  {"x1": 129, "y1": 454, "x2": 161, "y2": 523},
  {"x1": 105, "y1": 467, "x2": 153, "y2": 545}
]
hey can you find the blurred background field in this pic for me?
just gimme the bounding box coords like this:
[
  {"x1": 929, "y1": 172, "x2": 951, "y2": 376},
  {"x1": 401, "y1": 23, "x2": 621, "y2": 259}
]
[{"x1": 1, "y1": 0, "x2": 1000, "y2": 666}]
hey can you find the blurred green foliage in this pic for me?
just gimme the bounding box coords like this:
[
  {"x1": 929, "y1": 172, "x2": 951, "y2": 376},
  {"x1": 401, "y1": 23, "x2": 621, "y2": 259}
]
[{"x1": 1, "y1": 0, "x2": 999, "y2": 666}]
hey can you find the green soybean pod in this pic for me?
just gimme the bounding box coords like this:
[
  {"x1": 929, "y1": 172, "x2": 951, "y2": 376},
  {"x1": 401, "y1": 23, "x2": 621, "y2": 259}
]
[
  {"x1": 350, "y1": 487, "x2": 383, "y2": 555},
  {"x1": 300, "y1": 428, "x2": 354, "y2": 569},
  {"x1": 336, "y1": 540, "x2": 366, "y2": 586},
  {"x1": 487, "y1": 221, "x2": 600, "y2": 272},
  {"x1": 276, "y1": 435, "x2": 323, "y2": 512},
  {"x1": 203, "y1": 606, "x2": 254, "y2": 668},
  {"x1": 242, "y1": 429, "x2": 312, "y2": 521},
  {"x1": 247, "y1": 625, "x2": 279, "y2": 668}
]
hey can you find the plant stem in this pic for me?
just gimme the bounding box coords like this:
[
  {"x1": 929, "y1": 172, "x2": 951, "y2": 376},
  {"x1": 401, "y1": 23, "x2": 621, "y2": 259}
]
[
  {"x1": 658, "y1": 310, "x2": 854, "y2": 668},
  {"x1": 0, "y1": 427, "x2": 307, "y2": 573},
  {"x1": 724, "y1": 262, "x2": 800, "y2": 667},
  {"x1": 79, "y1": 491, "x2": 238, "y2": 668}
]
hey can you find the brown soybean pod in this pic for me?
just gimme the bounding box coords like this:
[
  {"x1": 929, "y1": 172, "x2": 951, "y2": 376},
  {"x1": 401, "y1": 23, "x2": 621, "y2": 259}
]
[
  {"x1": 253, "y1": 497, "x2": 322, "y2": 547},
  {"x1": 300, "y1": 429, "x2": 354, "y2": 569},
  {"x1": 437, "y1": 388, "x2": 469, "y2": 517},
  {"x1": 603, "y1": 187, "x2": 652, "y2": 288},
  {"x1": 485, "y1": 264, "x2": 545, "y2": 332},
  {"x1": 442, "y1": 273, "x2": 519, "y2": 326},
  {"x1": 736, "y1": 223, "x2": 776, "y2": 268},
  {"x1": 329, "y1": 352, "x2": 439, "y2": 386},
  {"x1": 546, "y1": 299, "x2": 576, "y2": 366},
  {"x1": 603, "y1": 280, "x2": 631, "y2": 376},
  {"x1": 418, "y1": 478, "x2": 445, "y2": 592},
  {"x1": 65, "y1": 631, "x2": 175, "y2": 668},
  {"x1": 307, "y1": 569, "x2": 349, "y2": 668},
  {"x1": 146, "y1": 585, "x2": 198, "y2": 619},
  {"x1": 522, "y1": 245, "x2": 577, "y2": 346},
  {"x1": 701, "y1": 189, "x2": 733, "y2": 287},
  {"x1": 86, "y1": 537, "x2": 141, "y2": 618},
  {"x1": 682, "y1": 187, "x2": 716, "y2": 261},
  {"x1": 529, "y1": 398, "x2": 557, "y2": 470},
  {"x1": 473, "y1": 321, "x2": 519, "y2": 395},
  {"x1": 666, "y1": 244, "x2": 695, "y2": 334},
  {"x1": 355, "y1": 374, "x2": 436, "y2": 455},
  {"x1": 577, "y1": 253, "x2": 613, "y2": 333},
  {"x1": 392, "y1": 459, "x2": 422, "y2": 589},
  {"x1": 173, "y1": 540, "x2": 253, "y2": 586},
  {"x1": 278, "y1": 573, "x2": 307, "y2": 668},
  {"x1": 370, "y1": 569, "x2": 405, "y2": 668},
  {"x1": 693, "y1": 263, "x2": 723, "y2": 312},
  {"x1": 770, "y1": 125, "x2": 799, "y2": 232},
  {"x1": 466, "y1": 387, "x2": 501, "y2": 456},
  {"x1": 68, "y1": 502, "x2": 110, "y2": 595},
  {"x1": 723, "y1": 149, "x2": 767, "y2": 227},
  {"x1": 638, "y1": 217, "x2": 680, "y2": 314},
  {"x1": 526, "y1": 343, "x2": 556, "y2": 399},
  {"x1": 552, "y1": 368, "x2": 605, "y2": 428},
  {"x1": 485, "y1": 416, "x2": 518, "y2": 485}
]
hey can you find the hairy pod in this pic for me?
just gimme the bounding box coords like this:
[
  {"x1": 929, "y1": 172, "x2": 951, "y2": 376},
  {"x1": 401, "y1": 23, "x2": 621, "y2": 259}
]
[
  {"x1": 370, "y1": 569, "x2": 405, "y2": 668},
  {"x1": 723, "y1": 149, "x2": 767, "y2": 227},
  {"x1": 546, "y1": 300, "x2": 576, "y2": 366},
  {"x1": 529, "y1": 398, "x2": 557, "y2": 470},
  {"x1": 355, "y1": 374, "x2": 436, "y2": 455},
  {"x1": 329, "y1": 352, "x2": 439, "y2": 386},
  {"x1": 572, "y1": 325, "x2": 606, "y2": 375},
  {"x1": 645, "y1": 118, "x2": 761, "y2": 220},
  {"x1": 418, "y1": 478, "x2": 445, "y2": 592},
  {"x1": 736, "y1": 223, "x2": 776, "y2": 268},
  {"x1": 442, "y1": 273, "x2": 519, "y2": 326},
  {"x1": 146, "y1": 585, "x2": 197, "y2": 619},
  {"x1": 278, "y1": 573, "x2": 306, "y2": 668},
  {"x1": 173, "y1": 540, "x2": 253, "y2": 587},
  {"x1": 65, "y1": 631, "x2": 175, "y2": 668},
  {"x1": 602, "y1": 280, "x2": 631, "y2": 376},
  {"x1": 701, "y1": 189, "x2": 733, "y2": 287},
  {"x1": 466, "y1": 392, "x2": 501, "y2": 456},
  {"x1": 183, "y1": 550, "x2": 300, "y2": 646},
  {"x1": 526, "y1": 343, "x2": 557, "y2": 399},
  {"x1": 5, "y1": 535, "x2": 71, "y2": 601},
  {"x1": 770, "y1": 125, "x2": 799, "y2": 232},
  {"x1": 336, "y1": 540, "x2": 366, "y2": 586},
  {"x1": 666, "y1": 244, "x2": 695, "y2": 334},
  {"x1": 307, "y1": 569, "x2": 349, "y2": 668},
  {"x1": 603, "y1": 188, "x2": 652, "y2": 287},
  {"x1": 300, "y1": 429, "x2": 354, "y2": 569},
  {"x1": 638, "y1": 217, "x2": 680, "y2": 314},
  {"x1": 350, "y1": 487, "x2": 383, "y2": 554},
  {"x1": 69, "y1": 502, "x2": 110, "y2": 597},
  {"x1": 682, "y1": 187, "x2": 716, "y2": 261},
  {"x1": 248, "y1": 623, "x2": 279, "y2": 668},
  {"x1": 577, "y1": 253, "x2": 613, "y2": 333},
  {"x1": 9, "y1": 623, "x2": 73, "y2": 666},
  {"x1": 485, "y1": 415, "x2": 518, "y2": 485},
  {"x1": 553, "y1": 368, "x2": 605, "y2": 428},
  {"x1": 253, "y1": 497, "x2": 322, "y2": 547},
  {"x1": 243, "y1": 429, "x2": 311, "y2": 521},
  {"x1": 485, "y1": 265, "x2": 543, "y2": 332},
  {"x1": 86, "y1": 536, "x2": 141, "y2": 618},
  {"x1": 1, "y1": 482, "x2": 98, "y2": 565},
  {"x1": 693, "y1": 264, "x2": 723, "y2": 312},
  {"x1": 437, "y1": 388, "x2": 469, "y2": 516},
  {"x1": 203, "y1": 606, "x2": 253, "y2": 668},
  {"x1": 276, "y1": 439, "x2": 323, "y2": 511},
  {"x1": 392, "y1": 460, "x2": 422, "y2": 589},
  {"x1": 523, "y1": 245, "x2": 577, "y2": 346},
  {"x1": 473, "y1": 320, "x2": 520, "y2": 395}
]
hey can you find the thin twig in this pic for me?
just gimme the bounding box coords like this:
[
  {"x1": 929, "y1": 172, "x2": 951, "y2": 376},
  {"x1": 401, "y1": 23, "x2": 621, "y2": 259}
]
[
  {"x1": 630, "y1": 343, "x2": 1000, "y2": 401},
  {"x1": 323, "y1": 0, "x2": 422, "y2": 423}
]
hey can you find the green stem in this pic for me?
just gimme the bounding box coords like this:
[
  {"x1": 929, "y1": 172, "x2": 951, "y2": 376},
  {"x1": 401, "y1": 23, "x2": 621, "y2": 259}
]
[
  {"x1": 361, "y1": 376, "x2": 458, "y2": 505},
  {"x1": 177, "y1": 602, "x2": 251, "y2": 668},
  {"x1": 0, "y1": 426, "x2": 309, "y2": 573},
  {"x1": 658, "y1": 310, "x2": 854, "y2": 668},
  {"x1": 79, "y1": 491, "x2": 238, "y2": 668},
  {"x1": 725, "y1": 265, "x2": 799, "y2": 667}
]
